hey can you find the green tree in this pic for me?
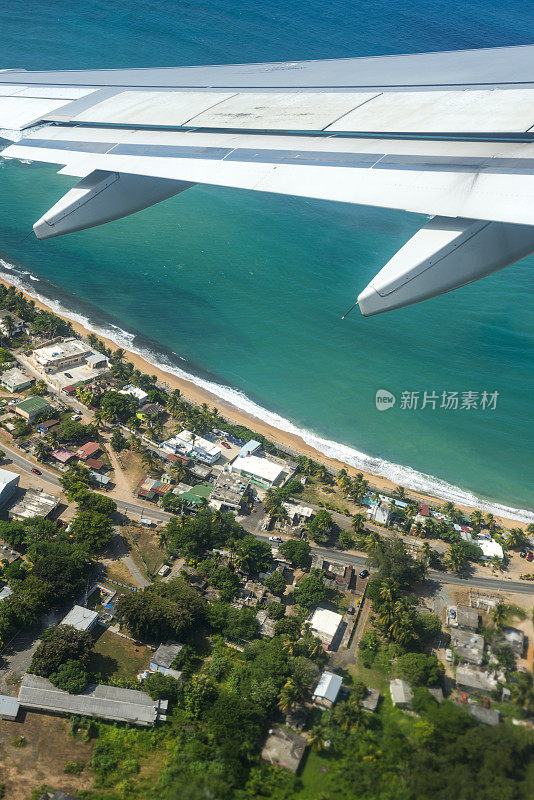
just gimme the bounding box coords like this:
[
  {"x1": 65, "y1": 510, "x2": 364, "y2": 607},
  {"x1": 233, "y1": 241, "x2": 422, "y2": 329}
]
[
  {"x1": 69, "y1": 509, "x2": 114, "y2": 552},
  {"x1": 292, "y1": 569, "x2": 325, "y2": 608},
  {"x1": 265, "y1": 570, "x2": 286, "y2": 596},
  {"x1": 277, "y1": 539, "x2": 310, "y2": 568},
  {"x1": 31, "y1": 625, "x2": 93, "y2": 677},
  {"x1": 49, "y1": 659, "x2": 88, "y2": 693},
  {"x1": 110, "y1": 428, "x2": 127, "y2": 451},
  {"x1": 396, "y1": 652, "x2": 444, "y2": 686},
  {"x1": 144, "y1": 671, "x2": 182, "y2": 703},
  {"x1": 307, "y1": 509, "x2": 334, "y2": 543}
]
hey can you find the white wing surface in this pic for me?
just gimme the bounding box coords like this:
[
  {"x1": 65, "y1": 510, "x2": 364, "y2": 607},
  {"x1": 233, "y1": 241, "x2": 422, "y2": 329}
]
[{"x1": 1, "y1": 44, "x2": 534, "y2": 315}]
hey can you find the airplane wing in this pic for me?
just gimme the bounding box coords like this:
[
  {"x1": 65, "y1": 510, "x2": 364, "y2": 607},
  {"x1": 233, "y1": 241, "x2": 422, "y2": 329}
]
[{"x1": 1, "y1": 44, "x2": 534, "y2": 316}]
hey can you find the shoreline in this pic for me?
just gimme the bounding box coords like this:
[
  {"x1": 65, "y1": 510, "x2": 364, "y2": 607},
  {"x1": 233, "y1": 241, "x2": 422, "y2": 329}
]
[{"x1": 0, "y1": 273, "x2": 531, "y2": 530}]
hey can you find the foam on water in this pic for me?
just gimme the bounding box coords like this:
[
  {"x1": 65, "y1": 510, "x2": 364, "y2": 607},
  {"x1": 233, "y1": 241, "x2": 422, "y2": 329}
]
[{"x1": 1, "y1": 257, "x2": 533, "y2": 524}]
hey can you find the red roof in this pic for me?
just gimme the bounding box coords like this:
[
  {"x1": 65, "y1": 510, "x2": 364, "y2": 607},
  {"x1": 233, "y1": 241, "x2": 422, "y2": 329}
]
[
  {"x1": 63, "y1": 385, "x2": 76, "y2": 394},
  {"x1": 52, "y1": 448, "x2": 75, "y2": 464},
  {"x1": 75, "y1": 442, "x2": 101, "y2": 460},
  {"x1": 418, "y1": 504, "x2": 431, "y2": 517},
  {"x1": 86, "y1": 458, "x2": 104, "y2": 471}
]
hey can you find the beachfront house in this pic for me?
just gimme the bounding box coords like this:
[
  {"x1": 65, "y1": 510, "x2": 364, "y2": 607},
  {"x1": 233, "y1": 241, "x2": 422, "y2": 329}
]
[
  {"x1": 0, "y1": 310, "x2": 24, "y2": 337},
  {"x1": 162, "y1": 430, "x2": 221, "y2": 465}
]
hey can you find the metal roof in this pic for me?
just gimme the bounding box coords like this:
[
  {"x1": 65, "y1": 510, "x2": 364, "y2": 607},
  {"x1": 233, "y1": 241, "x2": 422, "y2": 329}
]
[
  {"x1": 18, "y1": 674, "x2": 167, "y2": 726},
  {"x1": 313, "y1": 670, "x2": 342, "y2": 704},
  {"x1": 60, "y1": 605, "x2": 99, "y2": 631}
]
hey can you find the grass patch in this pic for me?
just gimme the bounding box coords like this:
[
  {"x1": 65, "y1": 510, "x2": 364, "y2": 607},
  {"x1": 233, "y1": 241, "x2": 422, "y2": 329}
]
[
  {"x1": 126, "y1": 525, "x2": 165, "y2": 576},
  {"x1": 104, "y1": 560, "x2": 138, "y2": 587},
  {"x1": 89, "y1": 629, "x2": 151, "y2": 681}
]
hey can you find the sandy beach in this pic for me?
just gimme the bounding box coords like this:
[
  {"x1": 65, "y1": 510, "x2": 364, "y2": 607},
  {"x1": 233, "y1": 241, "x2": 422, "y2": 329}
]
[{"x1": 0, "y1": 277, "x2": 528, "y2": 530}]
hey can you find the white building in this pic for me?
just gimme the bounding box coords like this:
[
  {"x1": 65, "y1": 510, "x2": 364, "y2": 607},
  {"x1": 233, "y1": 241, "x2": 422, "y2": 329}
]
[
  {"x1": 230, "y1": 454, "x2": 284, "y2": 488},
  {"x1": 0, "y1": 468, "x2": 19, "y2": 509},
  {"x1": 31, "y1": 338, "x2": 95, "y2": 373},
  {"x1": 118, "y1": 384, "x2": 149, "y2": 404},
  {"x1": 390, "y1": 679, "x2": 413, "y2": 708},
  {"x1": 308, "y1": 607, "x2": 343, "y2": 647},
  {"x1": 162, "y1": 430, "x2": 221, "y2": 464},
  {"x1": 0, "y1": 310, "x2": 24, "y2": 337},
  {"x1": 1, "y1": 367, "x2": 33, "y2": 393},
  {"x1": 60, "y1": 604, "x2": 99, "y2": 632},
  {"x1": 312, "y1": 670, "x2": 343, "y2": 708}
]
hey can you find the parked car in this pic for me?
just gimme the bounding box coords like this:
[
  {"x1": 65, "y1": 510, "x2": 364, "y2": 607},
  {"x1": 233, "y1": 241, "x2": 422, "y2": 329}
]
[
  {"x1": 520, "y1": 550, "x2": 527, "y2": 558},
  {"x1": 527, "y1": 552, "x2": 534, "y2": 562},
  {"x1": 221, "y1": 441, "x2": 231, "y2": 450},
  {"x1": 449, "y1": 608, "x2": 457, "y2": 619},
  {"x1": 358, "y1": 569, "x2": 369, "y2": 579},
  {"x1": 31, "y1": 468, "x2": 42, "y2": 475},
  {"x1": 445, "y1": 648, "x2": 453, "y2": 662},
  {"x1": 347, "y1": 605, "x2": 355, "y2": 614},
  {"x1": 269, "y1": 536, "x2": 282, "y2": 543},
  {"x1": 71, "y1": 414, "x2": 81, "y2": 421}
]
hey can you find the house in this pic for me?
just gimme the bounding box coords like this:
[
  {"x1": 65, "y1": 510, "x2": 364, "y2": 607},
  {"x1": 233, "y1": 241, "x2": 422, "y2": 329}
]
[
  {"x1": 456, "y1": 605, "x2": 479, "y2": 631},
  {"x1": 369, "y1": 498, "x2": 391, "y2": 525},
  {"x1": 0, "y1": 468, "x2": 19, "y2": 508},
  {"x1": 361, "y1": 687, "x2": 380, "y2": 712},
  {"x1": 469, "y1": 702, "x2": 500, "y2": 726},
  {"x1": 136, "y1": 402, "x2": 162, "y2": 422},
  {"x1": 475, "y1": 537, "x2": 504, "y2": 560},
  {"x1": 282, "y1": 501, "x2": 314, "y2": 526},
  {"x1": 0, "y1": 694, "x2": 20, "y2": 721},
  {"x1": 14, "y1": 395, "x2": 53, "y2": 422},
  {"x1": 149, "y1": 641, "x2": 183, "y2": 681},
  {"x1": 239, "y1": 440, "x2": 261, "y2": 457},
  {"x1": 85, "y1": 458, "x2": 104, "y2": 472},
  {"x1": 261, "y1": 725, "x2": 307, "y2": 773},
  {"x1": 312, "y1": 670, "x2": 343, "y2": 708},
  {"x1": 0, "y1": 586, "x2": 13, "y2": 602},
  {"x1": 498, "y1": 627, "x2": 526, "y2": 657},
  {"x1": 118, "y1": 384, "x2": 149, "y2": 404},
  {"x1": 37, "y1": 418, "x2": 59, "y2": 435},
  {"x1": 8, "y1": 488, "x2": 59, "y2": 520},
  {"x1": 75, "y1": 441, "x2": 101, "y2": 461},
  {"x1": 256, "y1": 610, "x2": 276, "y2": 638},
  {"x1": 135, "y1": 476, "x2": 172, "y2": 501},
  {"x1": 0, "y1": 310, "x2": 24, "y2": 337},
  {"x1": 320, "y1": 560, "x2": 354, "y2": 591},
  {"x1": 456, "y1": 666, "x2": 498, "y2": 695},
  {"x1": 162, "y1": 430, "x2": 221, "y2": 465},
  {"x1": 450, "y1": 629, "x2": 485, "y2": 665},
  {"x1": 189, "y1": 461, "x2": 213, "y2": 481},
  {"x1": 308, "y1": 607, "x2": 343, "y2": 648},
  {"x1": 230, "y1": 453, "x2": 285, "y2": 488},
  {"x1": 91, "y1": 471, "x2": 111, "y2": 487},
  {"x1": 209, "y1": 471, "x2": 250, "y2": 512},
  {"x1": 1, "y1": 366, "x2": 33, "y2": 393},
  {"x1": 51, "y1": 448, "x2": 76, "y2": 465},
  {"x1": 17, "y1": 674, "x2": 167, "y2": 727},
  {"x1": 60, "y1": 605, "x2": 99, "y2": 632},
  {"x1": 31, "y1": 338, "x2": 95, "y2": 374},
  {"x1": 390, "y1": 679, "x2": 413, "y2": 708}
]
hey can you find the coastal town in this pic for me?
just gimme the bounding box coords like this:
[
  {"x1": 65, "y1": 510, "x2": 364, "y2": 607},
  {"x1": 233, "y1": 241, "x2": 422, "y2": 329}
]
[{"x1": 0, "y1": 284, "x2": 533, "y2": 799}]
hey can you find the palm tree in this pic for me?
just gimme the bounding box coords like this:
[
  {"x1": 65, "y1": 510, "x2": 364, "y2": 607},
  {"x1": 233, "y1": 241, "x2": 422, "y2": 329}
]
[
  {"x1": 491, "y1": 602, "x2": 507, "y2": 631},
  {"x1": 333, "y1": 701, "x2": 355, "y2": 731},
  {"x1": 470, "y1": 510, "x2": 483, "y2": 531},
  {"x1": 307, "y1": 725, "x2": 328, "y2": 753},
  {"x1": 392, "y1": 486, "x2": 407, "y2": 501},
  {"x1": 281, "y1": 637, "x2": 295, "y2": 656},
  {"x1": 34, "y1": 440, "x2": 51, "y2": 463},
  {"x1": 510, "y1": 671, "x2": 534, "y2": 714},
  {"x1": 442, "y1": 501, "x2": 456, "y2": 519},
  {"x1": 364, "y1": 531, "x2": 382, "y2": 555},
  {"x1": 506, "y1": 528, "x2": 526, "y2": 550},
  {"x1": 485, "y1": 513, "x2": 497, "y2": 533},
  {"x1": 278, "y1": 679, "x2": 299, "y2": 713},
  {"x1": 351, "y1": 513, "x2": 365, "y2": 534}
]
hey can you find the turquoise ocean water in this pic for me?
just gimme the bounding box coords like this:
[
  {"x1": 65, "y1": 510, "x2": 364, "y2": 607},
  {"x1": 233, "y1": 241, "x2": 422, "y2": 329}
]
[{"x1": 0, "y1": 0, "x2": 533, "y2": 520}]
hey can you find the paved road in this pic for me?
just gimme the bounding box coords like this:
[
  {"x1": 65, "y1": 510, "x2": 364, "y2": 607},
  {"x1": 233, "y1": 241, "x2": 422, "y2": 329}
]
[
  {"x1": 5, "y1": 439, "x2": 534, "y2": 595},
  {"x1": 1, "y1": 440, "x2": 173, "y2": 523}
]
